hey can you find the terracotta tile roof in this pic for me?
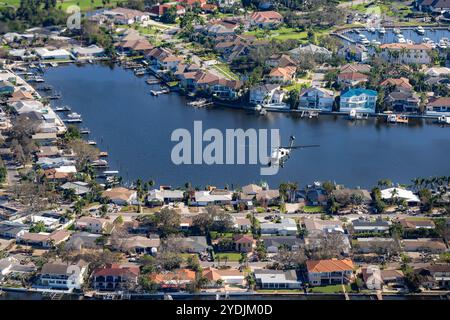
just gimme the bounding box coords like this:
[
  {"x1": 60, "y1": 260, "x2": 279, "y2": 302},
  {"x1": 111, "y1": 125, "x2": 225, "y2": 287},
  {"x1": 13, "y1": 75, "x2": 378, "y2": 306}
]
[
  {"x1": 151, "y1": 269, "x2": 196, "y2": 283},
  {"x1": 306, "y1": 258, "x2": 354, "y2": 273},
  {"x1": 380, "y1": 43, "x2": 433, "y2": 50},
  {"x1": 269, "y1": 66, "x2": 296, "y2": 79},
  {"x1": 233, "y1": 234, "x2": 254, "y2": 243},
  {"x1": 94, "y1": 264, "x2": 140, "y2": 277},
  {"x1": 337, "y1": 72, "x2": 368, "y2": 81},
  {"x1": 102, "y1": 187, "x2": 135, "y2": 202},
  {"x1": 380, "y1": 77, "x2": 413, "y2": 90},
  {"x1": 428, "y1": 96, "x2": 450, "y2": 106},
  {"x1": 250, "y1": 11, "x2": 283, "y2": 23}
]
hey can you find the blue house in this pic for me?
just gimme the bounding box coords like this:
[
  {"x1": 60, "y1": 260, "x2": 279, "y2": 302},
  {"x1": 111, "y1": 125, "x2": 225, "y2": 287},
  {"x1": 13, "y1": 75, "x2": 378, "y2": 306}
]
[
  {"x1": 340, "y1": 88, "x2": 378, "y2": 114},
  {"x1": 0, "y1": 81, "x2": 15, "y2": 96}
]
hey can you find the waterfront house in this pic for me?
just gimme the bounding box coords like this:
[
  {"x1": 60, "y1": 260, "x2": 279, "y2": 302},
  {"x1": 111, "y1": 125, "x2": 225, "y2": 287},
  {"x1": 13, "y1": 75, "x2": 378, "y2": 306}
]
[
  {"x1": 148, "y1": 189, "x2": 184, "y2": 206},
  {"x1": 242, "y1": 184, "x2": 263, "y2": 195},
  {"x1": 193, "y1": 190, "x2": 232, "y2": 206},
  {"x1": 262, "y1": 236, "x2": 303, "y2": 253},
  {"x1": 0, "y1": 80, "x2": 14, "y2": 95},
  {"x1": 351, "y1": 217, "x2": 391, "y2": 233},
  {"x1": 399, "y1": 218, "x2": 435, "y2": 230},
  {"x1": 249, "y1": 84, "x2": 286, "y2": 106},
  {"x1": 402, "y1": 238, "x2": 447, "y2": 253},
  {"x1": 339, "y1": 88, "x2": 377, "y2": 114},
  {"x1": 380, "y1": 187, "x2": 420, "y2": 205},
  {"x1": 233, "y1": 234, "x2": 254, "y2": 253},
  {"x1": 102, "y1": 187, "x2": 137, "y2": 206},
  {"x1": 249, "y1": 11, "x2": 283, "y2": 28},
  {"x1": 426, "y1": 97, "x2": 450, "y2": 115},
  {"x1": 254, "y1": 269, "x2": 302, "y2": 289},
  {"x1": 298, "y1": 87, "x2": 335, "y2": 111},
  {"x1": 35, "y1": 48, "x2": 73, "y2": 61},
  {"x1": 75, "y1": 217, "x2": 112, "y2": 234},
  {"x1": 260, "y1": 218, "x2": 298, "y2": 236},
  {"x1": 379, "y1": 43, "x2": 433, "y2": 65},
  {"x1": 210, "y1": 78, "x2": 243, "y2": 100},
  {"x1": 202, "y1": 267, "x2": 245, "y2": 287},
  {"x1": 93, "y1": 263, "x2": 140, "y2": 291},
  {"x1": 71, "y1": 45, "x2": 105, "y2": 60},
  {"x1": 306, "y1": 258, "x2": 354, "y2": 286},
  {"x1": 361, "y1": 266, "x2": 404, "y2": 290},
  {"x1": 8, "y1": 89, "x2": 35, "y2": 103},
  {"x1": 337, "y1": 72, "x2": 369, "y2": 87},
  {"x1": 31, "y1": 132, "x2": 58, "y2": 146},
  {"x1": 337, "y1": 44, "x2": 369, "y2": 62},
  {"x1": 385, "y1": 89, "x2": 420, "y2": 113},
  {"x1": 255, "y1": 189, "x2": 280, "y2": 206},
  {"x1": 103, "y1": 7, "x2": 150, "y2": 25},
  {"x1": 151, "y1": 269, "x2": 196, "y2": 290},
  {"x1": 289, "y1": 44, "x2": 332, "y2": 62},
  {"x1": 332, "y1": 188, "x2": 372, "y2": 205},
  {"x1": 267, "y1": 66, "x2": 296, "y2": 84},
  {"x1": 415, "y1": 264, "x2": 450, "y2": 289},
  {"x1": 416, "y1": 0, "x2": 450, "y2": 12},
  {"x1": 39, "y1": 259, "x2": 88, "y2": 290}
]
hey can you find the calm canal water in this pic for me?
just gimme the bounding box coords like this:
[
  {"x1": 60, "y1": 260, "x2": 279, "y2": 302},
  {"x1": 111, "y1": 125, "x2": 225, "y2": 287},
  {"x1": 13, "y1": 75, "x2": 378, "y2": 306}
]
[{"x1": 41, "y1": 64, "x2": 450, "y2": 188}]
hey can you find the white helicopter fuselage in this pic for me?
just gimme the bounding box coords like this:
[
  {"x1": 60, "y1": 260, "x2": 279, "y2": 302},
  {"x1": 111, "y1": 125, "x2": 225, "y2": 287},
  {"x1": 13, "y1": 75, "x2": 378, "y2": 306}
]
[{"x1": 270, "y1": 147, "x2": 291, "y2": 166}]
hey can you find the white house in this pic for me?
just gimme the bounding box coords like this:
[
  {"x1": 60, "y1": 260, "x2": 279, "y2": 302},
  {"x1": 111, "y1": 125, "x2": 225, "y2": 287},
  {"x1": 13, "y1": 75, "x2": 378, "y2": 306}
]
[
  {"x1": 380, "y1": 187, "x2": 420, "y2": 204},
  {"x1": 35, "y1": 48, "x2": 73, "y2": 60},
  {"x1": 249, "y1": 84, "x2": 286, "y2": 106},
  {"x1": 340, "y1": 88, "x2": 378, "y2": 114},
  {"x1": 71, "y1": 45, "x2": 105, "y2": 59},
  {"x1": 260, "y1": 218, "x2": 298, "y2": 236},
  {"x1": 40, "y1": 260, "x2": 88, "y2": 290},
  {"x1": 379, "y1": 43, "x2": 432, "y2": 65},
  {"x1": 193, "y1": 190, "x2": 233, "y2": 206},
  {"x1": 299, "y1": 87, "x2": 335, "y2": 111}
]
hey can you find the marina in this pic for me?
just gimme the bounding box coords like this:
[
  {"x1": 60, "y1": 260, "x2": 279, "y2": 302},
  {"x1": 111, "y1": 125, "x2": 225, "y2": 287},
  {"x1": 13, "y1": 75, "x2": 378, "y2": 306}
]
[{"x1": 42, "y1": 64, "x2": 450, "y2": 188}]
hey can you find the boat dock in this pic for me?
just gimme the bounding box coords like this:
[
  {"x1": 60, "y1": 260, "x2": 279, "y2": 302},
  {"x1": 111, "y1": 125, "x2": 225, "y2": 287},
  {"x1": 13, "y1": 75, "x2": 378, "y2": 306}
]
[
  {"x1": 150, "y1": 89, "x2": 170, "y2": 96},
  {"x1": 187, "y1": 99, "x2": 213, "y2": 108}
]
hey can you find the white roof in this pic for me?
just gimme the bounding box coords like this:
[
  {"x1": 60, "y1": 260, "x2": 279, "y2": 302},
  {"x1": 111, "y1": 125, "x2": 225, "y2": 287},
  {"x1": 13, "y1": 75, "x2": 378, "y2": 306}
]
[
  {"x1": 35, "y1": 48, "x2": 72, "y2": 58},
  {"x1": 72, "y1": 45, "x2": 104, "y2": 55},
  {"x1": 194, "y1": 191, "x2": 232, "y2": 202},
  {"x1": 55, "y1": 165, "x2": 77, "y2": 173},
  {"x1": 381, "y1": 187, "x2": 420, "y2": 203}
]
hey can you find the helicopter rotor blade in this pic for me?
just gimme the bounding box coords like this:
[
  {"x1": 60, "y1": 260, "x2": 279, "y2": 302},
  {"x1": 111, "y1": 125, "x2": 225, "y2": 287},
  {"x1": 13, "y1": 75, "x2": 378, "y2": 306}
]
[{"x1": 281, "y1": 144, "x2": 320, "y2": 149}]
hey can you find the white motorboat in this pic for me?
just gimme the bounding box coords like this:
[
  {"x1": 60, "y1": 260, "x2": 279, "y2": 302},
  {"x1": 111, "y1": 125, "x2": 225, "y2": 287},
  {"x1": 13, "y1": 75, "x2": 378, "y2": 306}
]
[
  {"x1": 371, "y1": 40, "x2": 381, "y2": 46},
  {"x1": 67, "y1": 112, "x2": 81, "y2": 119},
  {"x1": 438, "y1": 115, "x2": 450, "y2": 124},
  {"x1": 378, "y1": 27, "x2": 386, "y2": 34},
  {"x1": 416, "y1": 26, "x2": 425, "y2": 35},
  {"x1": 393, "y1": 28, "x2": 401, "y2": 34}
]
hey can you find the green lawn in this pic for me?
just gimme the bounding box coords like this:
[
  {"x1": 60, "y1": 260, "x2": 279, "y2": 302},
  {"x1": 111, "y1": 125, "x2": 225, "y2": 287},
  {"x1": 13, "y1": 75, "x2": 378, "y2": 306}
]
[
  {"x1": 245, "y1": 27, "x2": 308, "y2": 41},
  {"x1": 212, "y1": 63, "x2": 240, "y2": 81},
  {"x1": 302, "y1": 206, "x2": 325, "y2": 213},
  {"x1": 309, "y1": 284, "x2": 350, "y2": 293},
  {"x1": 214, "y1": 253, "x2": 242, "y2": 262},
  {"x1": 1, "y1": 0, "x2": 120, "y2": 11}
]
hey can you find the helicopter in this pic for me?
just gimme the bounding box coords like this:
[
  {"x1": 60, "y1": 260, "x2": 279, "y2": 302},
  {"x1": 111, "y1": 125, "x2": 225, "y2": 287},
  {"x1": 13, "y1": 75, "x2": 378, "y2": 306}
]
[{"x1": 268, "y1": 135, "x2": 319, "y2": 168}]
